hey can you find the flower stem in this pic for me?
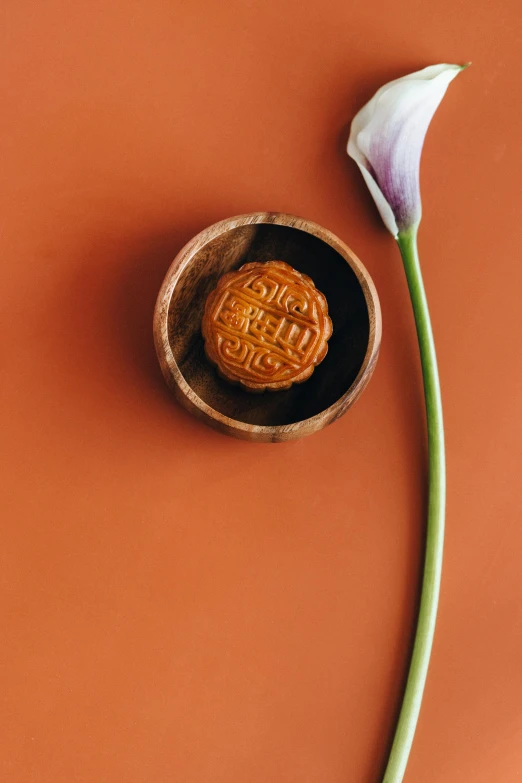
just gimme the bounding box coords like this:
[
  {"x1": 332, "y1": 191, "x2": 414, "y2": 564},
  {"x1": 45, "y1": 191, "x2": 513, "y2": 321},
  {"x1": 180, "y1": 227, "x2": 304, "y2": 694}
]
[{"x1": 382, "y1": 227, "x2": 446, "y2": 783}]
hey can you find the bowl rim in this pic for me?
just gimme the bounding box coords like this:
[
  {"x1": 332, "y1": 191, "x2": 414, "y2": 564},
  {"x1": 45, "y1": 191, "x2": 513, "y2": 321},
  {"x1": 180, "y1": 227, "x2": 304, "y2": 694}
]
[{"x1": 153, "y1": 212, "x2": 382, "y2": 439}]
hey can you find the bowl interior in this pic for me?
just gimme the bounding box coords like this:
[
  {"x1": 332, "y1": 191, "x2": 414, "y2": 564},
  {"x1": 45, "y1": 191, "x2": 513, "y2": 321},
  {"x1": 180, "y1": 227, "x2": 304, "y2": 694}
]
[{"x1": 168, "y1": 222, "x2": 370, "y2": 426}]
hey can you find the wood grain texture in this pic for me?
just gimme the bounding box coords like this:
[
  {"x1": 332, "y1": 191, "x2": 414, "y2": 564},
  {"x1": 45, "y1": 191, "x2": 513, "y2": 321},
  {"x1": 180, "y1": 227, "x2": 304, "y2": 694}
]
[{"x1": 153, "y1": 212, "x2": 381, "y2": 441}]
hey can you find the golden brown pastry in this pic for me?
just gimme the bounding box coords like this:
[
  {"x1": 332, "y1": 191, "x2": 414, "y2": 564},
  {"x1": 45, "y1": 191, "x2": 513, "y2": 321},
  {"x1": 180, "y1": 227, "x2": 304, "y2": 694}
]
[{"x1": 202, "y1": 260, "x2": 332, "y2": 391}]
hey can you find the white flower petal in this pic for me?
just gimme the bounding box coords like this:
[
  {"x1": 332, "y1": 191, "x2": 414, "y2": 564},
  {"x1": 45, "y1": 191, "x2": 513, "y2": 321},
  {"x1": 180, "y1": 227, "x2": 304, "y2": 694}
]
[
  {"x1": 348, "y1": 64, "x2": 464, "y2": 237},
  {"x1": 357, "y1": 161, "x2": 399, "y2": 236}
]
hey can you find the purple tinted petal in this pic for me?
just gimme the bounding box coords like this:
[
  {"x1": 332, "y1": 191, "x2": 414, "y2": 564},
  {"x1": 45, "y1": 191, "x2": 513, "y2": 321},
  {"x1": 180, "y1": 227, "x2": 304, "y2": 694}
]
[{"x1": 348, "y1": 65, "x2": 463, "y2": 234}]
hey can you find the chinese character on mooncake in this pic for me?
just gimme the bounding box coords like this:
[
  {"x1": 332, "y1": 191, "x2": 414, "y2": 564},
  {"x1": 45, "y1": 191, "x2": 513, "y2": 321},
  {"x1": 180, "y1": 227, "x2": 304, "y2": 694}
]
[{"x1": 202, "y1": 261, "x2": 332, "y2": 392}]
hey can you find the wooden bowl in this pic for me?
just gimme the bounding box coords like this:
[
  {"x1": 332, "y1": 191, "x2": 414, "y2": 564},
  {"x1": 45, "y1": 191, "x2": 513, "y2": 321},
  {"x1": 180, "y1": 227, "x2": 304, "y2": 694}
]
[{"x1": 153, "y1": 213, "x2": 381, "y2": 442}]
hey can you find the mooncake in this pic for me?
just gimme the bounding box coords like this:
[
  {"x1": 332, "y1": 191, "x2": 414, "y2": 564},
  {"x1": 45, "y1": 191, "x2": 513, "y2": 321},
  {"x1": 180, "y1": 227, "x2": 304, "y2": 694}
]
[{"x1": 202, "y1": 260, "x2": 332, "y2": 392}]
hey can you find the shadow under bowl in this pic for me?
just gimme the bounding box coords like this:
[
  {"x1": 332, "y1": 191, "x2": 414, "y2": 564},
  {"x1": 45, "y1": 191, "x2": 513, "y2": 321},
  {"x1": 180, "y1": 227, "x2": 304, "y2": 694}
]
[{"x1": 153, "y1": 212, "x2": 381, "y2": 442}]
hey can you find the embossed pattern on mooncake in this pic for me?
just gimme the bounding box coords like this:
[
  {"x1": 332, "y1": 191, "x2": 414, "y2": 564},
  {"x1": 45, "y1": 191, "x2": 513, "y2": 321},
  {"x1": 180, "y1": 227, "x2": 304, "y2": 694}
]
[{"x1": 202, "y1": 260, "x2": 333, "y2": 391}]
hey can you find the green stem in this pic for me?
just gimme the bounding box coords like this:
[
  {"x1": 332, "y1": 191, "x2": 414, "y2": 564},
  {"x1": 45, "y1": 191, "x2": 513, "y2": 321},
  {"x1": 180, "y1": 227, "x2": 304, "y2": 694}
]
[{"x1": 382, "y1": 226, "x2": 446, "y2": 783}]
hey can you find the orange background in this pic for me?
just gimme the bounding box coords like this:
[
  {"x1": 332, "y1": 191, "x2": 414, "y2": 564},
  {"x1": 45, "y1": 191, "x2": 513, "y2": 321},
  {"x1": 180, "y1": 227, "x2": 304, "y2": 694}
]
[{"x1": 2, "y1": 1, "x2": 521, "y2": 781}]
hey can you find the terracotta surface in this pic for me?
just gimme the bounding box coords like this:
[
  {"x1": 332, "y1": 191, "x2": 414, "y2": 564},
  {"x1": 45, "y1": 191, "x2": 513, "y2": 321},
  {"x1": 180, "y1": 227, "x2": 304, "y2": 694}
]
[{"x1": 1, "y1": 2, "x2": 521, "y2": 782}]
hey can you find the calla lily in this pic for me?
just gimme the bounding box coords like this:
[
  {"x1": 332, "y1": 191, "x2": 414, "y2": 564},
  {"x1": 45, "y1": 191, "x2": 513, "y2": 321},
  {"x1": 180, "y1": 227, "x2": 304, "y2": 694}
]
[
  {"x1": 348, "y1": 63, "x2": 466, "y2": 237},
  {"x1": 347, "y1": 64, "x2": 468, "y2": 783}
]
